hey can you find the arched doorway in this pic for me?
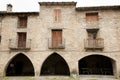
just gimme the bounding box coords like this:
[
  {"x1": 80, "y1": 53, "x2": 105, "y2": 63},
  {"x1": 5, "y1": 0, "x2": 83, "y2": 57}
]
[
  {"x1": 40, "y1": 53, "x2": 70, "y2": 76},
  {"x1": 79, "y1": 55, "x2": 115, "y2": 75},
  {"x1": 6, "y1": 53, "x2": 35, "y2": 76}
]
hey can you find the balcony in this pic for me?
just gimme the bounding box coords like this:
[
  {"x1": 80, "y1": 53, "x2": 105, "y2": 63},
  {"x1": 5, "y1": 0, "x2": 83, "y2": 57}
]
[
  {"x1": 9, "y1": 39, "x2": 31, "y2": 51},
  {"x1": 48, "y1": 38, "x2": 65, "y2": 49},
  {"x1": 86, "y1": 21, "x2": 99, "y2": 29},
  {"x1": 84, "y1": 38, "x2": 104, "y2": 50}
]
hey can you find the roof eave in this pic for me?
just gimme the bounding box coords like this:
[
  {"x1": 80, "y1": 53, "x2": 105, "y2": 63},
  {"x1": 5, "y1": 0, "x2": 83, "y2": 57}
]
[
  {"x1": 39, "y1": 2, "x2": 77, "y2": 6},
  {"x1": 76, "y1": 6, "x2": 120, "y2": 11}
]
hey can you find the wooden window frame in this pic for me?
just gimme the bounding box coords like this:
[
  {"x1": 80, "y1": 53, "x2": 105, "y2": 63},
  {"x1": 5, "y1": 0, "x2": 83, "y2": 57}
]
[
  {"x1": 54, "y1": 9, "x2": 61, "y2": 22},
  {"x1": 17, "y1": 32, "x2": 27, "y2": 48},
  {"x1": 18, "y1": 16, "x2": 27, "y2": 28},
  {"x1": 51, "y1": 29, "x2": 62, "y2": 48},
  {"x1": 86, "y1": 13, "x2": 98, "y2": 22},
  {"x1": 0, "y1": 36, "x2": 1, "y2": 43}
]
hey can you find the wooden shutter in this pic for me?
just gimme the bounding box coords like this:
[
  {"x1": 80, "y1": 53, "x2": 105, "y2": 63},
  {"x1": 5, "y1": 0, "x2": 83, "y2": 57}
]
[
  {"x1": 54, "y1": 9, "x2": 61, "y2": 22},
  {"x1": 18, "y1": 33, "x2": 26, "y2": 48},
  {"x1": 19, "y1": 17, "x2": 27, "y2": 27},
  {"x1": 86, "y1": 13, "x2": 98, "y2": 22},
  {"x1": 0, "y1": 36, "x2": 1, "y2": 43},
  {"x1": 52, "y1": 30, "x2": 62, "y2": 47}
]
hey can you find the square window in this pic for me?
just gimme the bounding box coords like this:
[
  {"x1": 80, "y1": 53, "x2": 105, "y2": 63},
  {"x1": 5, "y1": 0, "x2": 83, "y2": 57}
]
[
  {"x1": 18, "y1": 16, "x2": 27, "y2": 28},
  {"x1": 86, "y1": 13, "x2": 98, "y2": 22}
]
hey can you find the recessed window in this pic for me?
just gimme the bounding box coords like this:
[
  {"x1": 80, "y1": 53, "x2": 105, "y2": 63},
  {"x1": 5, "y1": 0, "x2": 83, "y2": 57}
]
[
  {"x1": 52, "y1": 29, "x2": 62, "y2": 47},
  {"x1": 18, "y1": 16, "x2": 27, "y2": 28},
  {"x1": 0, "y1": 36, "x2": 1, "y2": 43},
  {"x1": 0, "y1": 17, "x2": 2, "y2": 22},
  {"x1": 54, "y1": 9, "x2": 61, "y2": 22},
  {"x1": 87, "y1": 29, "x2": 99, "y2": 39},
  {"x1": 86, "y1": 13, "x2": 98, "y2": 22},
  {"x1": 48, "y1": 29, "x2": 65, "y2": 49},
  {"x1": 17, "y1": 32, "x2": 26, "y2": 48}
]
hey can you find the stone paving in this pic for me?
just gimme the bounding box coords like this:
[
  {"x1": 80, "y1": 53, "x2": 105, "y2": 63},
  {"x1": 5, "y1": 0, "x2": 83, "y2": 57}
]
[{"x1": 0, "y1": 76, "x2": 119, "y2": 80}]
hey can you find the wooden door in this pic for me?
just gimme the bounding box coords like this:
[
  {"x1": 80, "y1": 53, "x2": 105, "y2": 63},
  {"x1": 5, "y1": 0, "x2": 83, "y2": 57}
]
[
  {"x1": 52, "y1": 30, "x2": 62, "y2": 47},
  {"x1": 18, "y1": 33, "x2": 26, "y2": 48}
]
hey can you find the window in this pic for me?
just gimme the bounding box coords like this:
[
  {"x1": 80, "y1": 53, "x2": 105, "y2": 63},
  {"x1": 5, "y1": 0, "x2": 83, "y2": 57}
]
[
  {"x1": 54, "y1": 9, "x2": 61, "y2": 22},
  {"x1": 18, "y1": 33, "x2": 26, "y2": 48},
  {"x1": 86, "y1": 13, "x2": 98, "y2": 22},
  {"x1": 0, "y1": 36, "x2": 1, "y2": 43},
  {"x1": 85, "y1": 29, "x2": 104, "y2": 50},
  {"x1": 52, "y1": 29, "x2": 62, "y2": 47},
  {"x1": 18, "y1": 16, "x2": 27, "y2": 28},
  {"x1": 87, "y1": 29, "x2": 99, "y2": 39},
  {"x1": 0, "y1": 17, "x2": 2, "y2": 22}
]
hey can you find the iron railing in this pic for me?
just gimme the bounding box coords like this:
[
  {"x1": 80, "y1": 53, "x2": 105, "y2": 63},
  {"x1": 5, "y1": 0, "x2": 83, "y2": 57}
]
[
  {"x1": 84, "y1": 39, "x2": 104, "y2": 49},
  {"x1": 48, "y1": 38, "x2": 65, "y2": 49},
  {"x1": 9, "y1": 39, "x2": 31, "y2": 50}
]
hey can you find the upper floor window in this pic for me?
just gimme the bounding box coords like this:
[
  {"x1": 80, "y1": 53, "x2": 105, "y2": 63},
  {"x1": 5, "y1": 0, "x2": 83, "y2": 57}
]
[
  {"x1": 48, "y1": 29, "x2": 65, "y2": 49},
  {"x1": 18, "y1": 16, "x2": 27, "y2": 28},
  {"x1": 87, "y1": 29, "x2": 99, "y2": 39},
  {"x1": 86, "y1": 13, "x2": 98, "y2": 22},
  {"x1": 52, "y1": 29, "x2": 62, "y2": 47},
  {"x1": 0, "y1": 36, "x2": 1, "y2": 43},
  {"x1": 17, "y1": 32, "x2": 27, "y2": 48},
  {"x1": 0, "y1": 17, "x2": 2, "y2": 22},
  {"x1": 54, "y1": 9, "x2": 61, "y2": 22}
]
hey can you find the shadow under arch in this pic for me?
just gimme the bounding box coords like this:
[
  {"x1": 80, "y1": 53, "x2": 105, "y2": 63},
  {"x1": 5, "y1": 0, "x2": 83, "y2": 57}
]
[
  {"x1": 78, "y1": 54, "x2": 116, "y2": 75},
  {"x1": 40, "y1": 52, "x2": 70, "y2": 76},
  {"x1": 5, "y1": 53, "x2": 35, "y2": 76}
]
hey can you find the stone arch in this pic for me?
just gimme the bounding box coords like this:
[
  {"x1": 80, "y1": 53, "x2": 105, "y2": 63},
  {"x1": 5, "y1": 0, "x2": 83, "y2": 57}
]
[
  {"x1": 5, "y1": 53, "x2": 35, "y2": 76},
  {"x1": 40, "y1": 52, "x2": 70, "y2": 76},
  {"x1": 78, "y1": 54, "x2": 116, "y2": 75}
]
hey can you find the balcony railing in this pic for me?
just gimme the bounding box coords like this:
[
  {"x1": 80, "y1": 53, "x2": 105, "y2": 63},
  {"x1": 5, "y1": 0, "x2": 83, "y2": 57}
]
[
  {"x1": 84, "y1": 38, "x2": 104, "y2": 49},
  {"x1": 9, "y1": 39, "x2": 31, "y2": 50},
  {"x1": 86, "y1": 21, "x2": 99, "y2": 29},
  {"x1": 48, "y1": 38, "x2": 65, "y2": 49}
]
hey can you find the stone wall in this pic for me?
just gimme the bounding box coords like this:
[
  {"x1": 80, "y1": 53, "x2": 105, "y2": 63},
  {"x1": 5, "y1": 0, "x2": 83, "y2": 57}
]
[{"x1": 0, "y1": 2, "x2": 120, "y2": 79}]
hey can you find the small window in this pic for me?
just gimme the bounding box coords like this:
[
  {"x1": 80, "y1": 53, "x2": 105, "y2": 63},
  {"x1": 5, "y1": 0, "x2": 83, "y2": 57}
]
[
  {"x1": 0, "y1": 36, "x2": 1, "y2": 43},
  {"x1": 18, "y1": 16, "x2": 27, "y2": 28},
  {"x1": 86, "y1": 13, "x2": 98, "y2": 22},
  {"x1": 17, "y1": 32, "x2": 27, "y2": 48},
  {"x1": 0, "y1": 17, "x2": 2, "y2": 22},
  {"x1": 54, "y1": 9, "x2": 61, "y2": 22}
]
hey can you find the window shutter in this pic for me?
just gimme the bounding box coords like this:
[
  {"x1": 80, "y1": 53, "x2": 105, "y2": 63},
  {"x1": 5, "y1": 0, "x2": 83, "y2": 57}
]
[
  {"x1": 54, "y1": 9, "x2": 61, "y2": 22},
  {"x1": 19, "y1": 17, "x2": 27, "y2": 27},
  {"x1": 86, "y1": 13, "x2": 98, "y2": 22}
]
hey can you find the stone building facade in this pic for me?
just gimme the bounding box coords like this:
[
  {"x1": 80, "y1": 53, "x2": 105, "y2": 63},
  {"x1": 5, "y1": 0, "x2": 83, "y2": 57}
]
[{"x1": 0, "y1": 2, "x2": 120, "y2": 79}]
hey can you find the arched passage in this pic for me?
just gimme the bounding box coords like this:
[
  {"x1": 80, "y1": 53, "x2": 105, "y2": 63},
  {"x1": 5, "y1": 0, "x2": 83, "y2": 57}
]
[
  {"x1": 6, "y1": 53, "x2": 35, "y2": 76},
  {"x1": 79, "y1": 55, "x2": 115, "y2": 75},
  {"x1": 40, "y1": 53, "x2": 70, "y2": 76}
]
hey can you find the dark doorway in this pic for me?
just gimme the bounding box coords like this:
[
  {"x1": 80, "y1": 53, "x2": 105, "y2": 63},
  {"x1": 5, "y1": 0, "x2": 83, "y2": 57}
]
[
  {"x1": 40, "y1": 53, "x2": 70, "y2": 76},
  {"x1": 87, "y1": 29, "x2": 99, "y2": 39},
  {"x1": 79, "y1": 55, "x2": 114, "y2": 75},
  {"x1": 6, "y1": 53, "x2": 35, "y2": 76}
]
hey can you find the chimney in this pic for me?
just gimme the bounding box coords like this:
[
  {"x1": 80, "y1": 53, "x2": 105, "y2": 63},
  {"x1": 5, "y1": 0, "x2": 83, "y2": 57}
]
[{"x1": 7, "y1": 4, "x2": 12, "y2": 12}]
